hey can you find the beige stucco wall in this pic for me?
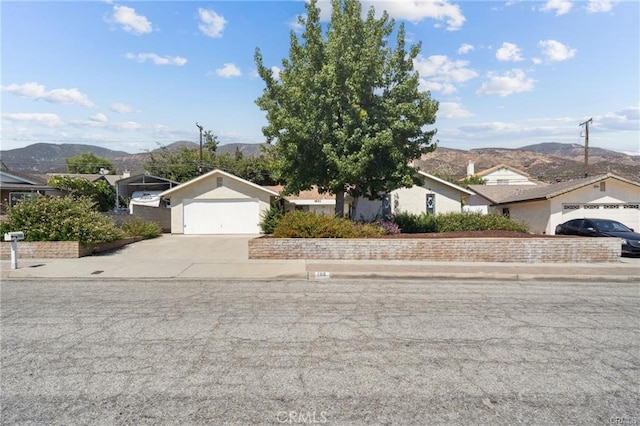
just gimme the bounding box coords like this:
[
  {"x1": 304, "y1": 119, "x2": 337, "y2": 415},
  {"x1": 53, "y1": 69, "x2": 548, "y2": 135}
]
[
  {"x1": 494, "y1": 177, "x2": 640, "y2": 234},
  {"x1": 165, "y1": 175, "x2": 274, "y2": 234},
  {"x1": 353, "y1": 178, "x2": 466, "y2": 221}
]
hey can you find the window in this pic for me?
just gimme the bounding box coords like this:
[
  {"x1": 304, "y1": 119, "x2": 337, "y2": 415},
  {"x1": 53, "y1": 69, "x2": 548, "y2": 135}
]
[
  {"x1": 600, "y1": 182, "x2": 606, "y2": 192},
  {"x1": 497, "y1": 179, "x2": 509, "y2": 185},
  {"x1": 9, "y1": 192, "x2": 38, "y2": 207},
  {"x1": 216, "y1": 177, "x2": 223, "y2": 188},
  {"x1": 426, "y1": 194, "x2": 435, "y2": 215},
  {"x1": 502, "y1": 207, "x2": 510, "y2": 217}
]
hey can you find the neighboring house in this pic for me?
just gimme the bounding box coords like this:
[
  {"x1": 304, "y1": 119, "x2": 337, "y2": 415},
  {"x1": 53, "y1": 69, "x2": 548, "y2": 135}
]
[
  {"x1": 466, "y1": 162, "x2": 543, "y2": 186},
  {"x1": 353, "y1": 171, "x2": 474, "y2": 221},
  {"x1": 265, "y1": 185, "x2": 336, "y2": 215},
  {"x1": 469, "y1": 173, "x2": 640, "y2": 234},
  {"x1": 160, "y1": 169, "x2": 280, "y2": 234},
  {"x1": 0, "y1": 166, "x2": 61, "y2": 214}
]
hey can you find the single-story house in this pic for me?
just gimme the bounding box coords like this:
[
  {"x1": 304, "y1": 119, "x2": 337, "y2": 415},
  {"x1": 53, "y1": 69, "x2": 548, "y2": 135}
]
[
  {"x1": 160, "y1": 169, "x2": 281, "y2": 234},
  {"x1": 352, "y1": 171, "x2": 474, "y2": 221},
  {"x1": 0, "y1": 163, "x2": 61, "y2": 214},
  {"x1": 469, "y1": 173, "x2": 640, "y2": 234}
]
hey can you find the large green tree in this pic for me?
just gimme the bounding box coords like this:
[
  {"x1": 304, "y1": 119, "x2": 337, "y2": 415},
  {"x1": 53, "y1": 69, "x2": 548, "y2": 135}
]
[
  {"x1": 48, "y1": 175, "x2": 117, "y2": 212},
  {"x1": 255, "y1": 0, "x2": 439, "y2": 216},
  {"x1": 66, "y1": 151, "x2": 115, "y2": 174}
]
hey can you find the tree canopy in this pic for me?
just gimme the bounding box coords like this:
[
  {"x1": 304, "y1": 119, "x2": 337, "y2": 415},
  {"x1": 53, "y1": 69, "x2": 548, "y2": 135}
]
[
  {"x1": 255, "y1": 0, "x2": 439, "y2": 216},
  {"x1": 144, "y1": 133, "x2": 279, "y2": 186},
  {"x1": 48, "y1": 175, "x2": 117, "y2": 212},
  {"x1": 66, "y1": 151, "x2": 115, "y2": 174}
]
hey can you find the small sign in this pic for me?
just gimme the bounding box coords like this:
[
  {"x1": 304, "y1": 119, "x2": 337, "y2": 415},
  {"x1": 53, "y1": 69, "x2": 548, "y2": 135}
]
[{"x1": 313, "y1": 271, "x2": 331, "y2": 280}]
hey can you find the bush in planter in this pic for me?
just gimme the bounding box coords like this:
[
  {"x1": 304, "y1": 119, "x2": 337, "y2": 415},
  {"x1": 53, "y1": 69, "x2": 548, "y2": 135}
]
[
  {"x1": 436, "y1": 212, "x2": 528, "y2": 233},
  {"x1": 272, "y1": 211, "x2": 385, "y2": 238},
  {"x1": 120, "y1": 217, "x2": 162, "y2": 239},
  {"x1": 0, "y1": 196, "x2": 123, "y2": 245},
  {"x1": 260, "y1": 204, "x2": 285, "y2": 234},
  {"x1": 391, "y1": 212, "x2": 438, "y2": 233}
]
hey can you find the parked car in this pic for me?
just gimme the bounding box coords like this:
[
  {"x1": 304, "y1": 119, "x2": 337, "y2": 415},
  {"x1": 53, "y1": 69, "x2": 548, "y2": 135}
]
[{"x1": 555, "y1": 218, "x2": 640, "y2": 256}]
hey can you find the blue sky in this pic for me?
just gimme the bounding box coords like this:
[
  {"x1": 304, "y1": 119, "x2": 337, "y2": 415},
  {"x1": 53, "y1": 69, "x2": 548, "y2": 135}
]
[{"x1": 1, "y1": 0, "x2": 639, "y2": 156}]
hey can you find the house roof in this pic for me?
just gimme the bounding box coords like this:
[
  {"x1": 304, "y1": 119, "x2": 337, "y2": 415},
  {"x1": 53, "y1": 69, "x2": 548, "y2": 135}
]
[
  {"x1": 470, "y1": 173, "x2": 640, "y2": 205},
  {"x1": 418, "y1": 171, "x2": 475, "y2": 195},
  {"x1": 46, "y1": 172, "x2": 126, "y2": 187},
  {"x1": 474, "y1": 163, "x2": 531, "y2": 178},
  {"x1": 0, "y1": 170, "x2": 53, "y2": 191},
  {"x1": 160, "y1": 169, "x2": 280, "y2": 197}
]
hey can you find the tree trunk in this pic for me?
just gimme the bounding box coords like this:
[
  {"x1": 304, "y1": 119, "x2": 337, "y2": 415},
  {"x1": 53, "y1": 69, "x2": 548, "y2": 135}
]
[{"x1": 335, "y1": 189, "x2": 345, "y2": 217}]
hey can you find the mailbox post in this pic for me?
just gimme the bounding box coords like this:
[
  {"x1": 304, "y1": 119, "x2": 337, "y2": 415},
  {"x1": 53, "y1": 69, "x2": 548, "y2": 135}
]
[{"x1": 4, "y1": 232, "x2": 25, "y2": 270}]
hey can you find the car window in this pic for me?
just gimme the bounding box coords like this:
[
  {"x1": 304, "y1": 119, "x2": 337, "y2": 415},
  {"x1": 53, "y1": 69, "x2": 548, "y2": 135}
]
[
  {"x1": 569, "y1": 219, "x2": 583, "y2": 228},
  {"x1": 593, "y1": 220, "x2": 631, "y2": 232}
]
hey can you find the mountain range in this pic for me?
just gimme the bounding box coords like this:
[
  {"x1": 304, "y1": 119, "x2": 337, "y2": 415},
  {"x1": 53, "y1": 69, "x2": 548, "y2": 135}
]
[{"x1": 1, "y1": 141, "x2": 638, "y2": 184}]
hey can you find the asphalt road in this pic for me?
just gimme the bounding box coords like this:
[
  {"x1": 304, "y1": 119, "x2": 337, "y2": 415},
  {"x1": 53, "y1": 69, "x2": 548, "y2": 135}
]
[{"x1": 2, "y1": 279, "x2": 639, "y2": 425}]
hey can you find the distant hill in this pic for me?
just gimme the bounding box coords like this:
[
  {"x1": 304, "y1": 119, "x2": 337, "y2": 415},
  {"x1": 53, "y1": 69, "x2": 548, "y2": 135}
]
[
  {"x1": 1, "y1": 141, "x2": 638, "y2": 183},
  {"x1": 415, "y1": 143, "x2": 640, "y2": 183}
]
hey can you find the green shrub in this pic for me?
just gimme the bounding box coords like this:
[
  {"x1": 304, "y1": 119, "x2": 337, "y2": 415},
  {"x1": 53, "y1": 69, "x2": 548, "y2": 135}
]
[
  {"x1": 0, "y1": 196, "x2": 123, "y2": 245},
  {"x1": 272, "y1": 211, "x2": 385, "y2": 238},
  {"x1": 120, "y1": 217, "x2": 162, "y2": 239},
  {"x1": 391, "y1": 211, "x2": 528, "y2": 233},
  {"x1": 436, "y1": 212, "x2": 528, "y2": 233},
  {"x1": 392, "y1": 212, "x2": 438, "y2": 233},
  {"x1": 260, "y1": 204, "x2": 285, "y2": 234}
]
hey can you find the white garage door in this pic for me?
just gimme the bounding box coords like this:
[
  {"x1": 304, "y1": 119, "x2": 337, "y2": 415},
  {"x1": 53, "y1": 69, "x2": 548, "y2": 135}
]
[
  {"x1": 184, "y1": 199, "x2": 260, "y2": 234},
  {"x1": 562, "y1": 203, "x2": 640, "y2": 230}
]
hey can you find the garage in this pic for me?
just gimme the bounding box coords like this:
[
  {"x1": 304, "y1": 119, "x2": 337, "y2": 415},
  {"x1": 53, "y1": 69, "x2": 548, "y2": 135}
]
[
  {"x1": 184, "y1": 199, "x2": 260, "y2": 234},
  {"x1": 160, "y1": 169, "x2": 280, "y2": 235},
  {"x1": 562, "y1": 203, "x2": 640, "y2": 231}
]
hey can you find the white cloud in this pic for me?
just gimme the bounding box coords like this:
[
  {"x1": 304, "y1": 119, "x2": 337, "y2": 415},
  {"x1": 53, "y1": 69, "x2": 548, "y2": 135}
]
[
  {"x1": 538, "y1": 40, "x2": 576, "y2": 62},
  {"x1": 540, "y1": 0, "x2": 573, "y2": 15},
  {"x1": 458, "y1": 43, "x2": 474, "y2": 55},
  {"x1": 110, "y1": 5, "x2": 152, "y2": 35},
  {"x1": 271, "y1": 66, "x2": 281, "y2": 80},
  {"x1": 586, "y1": 0, "x2": 614, "y2": 13},
  {"x1": 438, "y1": 102, "x2": 473, "y2": 119},
  {"x1": 414, "y1": 55, "x2": 478, "y2": 94},
  {"x1": 90, "y1": 113, "x2": 108, "y2": 123},
  {"x1": 2, "y1": 112, "x2": 63, "y2": 127},
  {"x1": 419, "y1": 80, "x2": 457, "y2": 95},
  {"x1": 111, "y1": 121, "x2": 143, "y2": 131},
  {"x1": 361, "y1": 0, "x2": 466, "y2": 30},
  {"x1": 289, "y1": 14, "x2": 306, "y2": 32},
  {"x1": 496, "y1": 42, "x2": 524, "y2": 62},
  {"x1": 1, "y1": 82, "x2": 94, "y2": 108},
  {"x1": 125, "y1": 53, "x2": 187, "y2": 66},
  {"x1": 476, "y1": 69, "x2": 536, "y2": 97},
  {"x1": 198, "y1": 8, "x2": 226, "y2": 38},
  {"x1": 110, "y1": 102, "x2": 134, "y2": 113},
  {"x1": 216, "y1": 63, "x2": 242, "y2": 78},
  {"x1": 595, "y1": 106, "x2": 640, "y2": 131}
]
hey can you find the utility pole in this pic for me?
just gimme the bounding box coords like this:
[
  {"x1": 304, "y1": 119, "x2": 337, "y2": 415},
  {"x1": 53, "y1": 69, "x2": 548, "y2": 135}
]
[
  {"x1": 579, "y1": 118, "x2": 592, "y2": 178},
  {"x1": 196, "y1": 122, "x2": 204, "y2": 173}
]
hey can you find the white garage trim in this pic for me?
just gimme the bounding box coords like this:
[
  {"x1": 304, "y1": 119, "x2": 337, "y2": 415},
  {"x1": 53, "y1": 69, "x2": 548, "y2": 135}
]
[
  {"x1": 562, "y1": 203, "x2": 640, "y2": 230},
  {"x1": 183, "y1": 198, "x2": 260, "y2": 235}
]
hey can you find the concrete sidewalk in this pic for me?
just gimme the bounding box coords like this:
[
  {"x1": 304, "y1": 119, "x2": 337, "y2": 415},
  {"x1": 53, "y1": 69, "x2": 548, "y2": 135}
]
[{"x1": 1, "y1": 234, "x2": 638, "y2": 282}]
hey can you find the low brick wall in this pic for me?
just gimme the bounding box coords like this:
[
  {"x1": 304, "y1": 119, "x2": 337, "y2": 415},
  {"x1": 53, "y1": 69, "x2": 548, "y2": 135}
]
[
  {"x1": 249, "y1": 237, "x2": 622, "y2": 263},
  {"x1": 0, "y1": 238, "x2": 140, "y2": 259}
]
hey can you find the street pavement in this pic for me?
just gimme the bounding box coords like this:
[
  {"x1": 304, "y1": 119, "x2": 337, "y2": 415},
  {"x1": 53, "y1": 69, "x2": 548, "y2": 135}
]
[
  {"x1": 1, "y1": 234, "x2": 638, "y2": 282},
  {"x1": 1, "y1": 279, "x2": 638, "y2": 424}
]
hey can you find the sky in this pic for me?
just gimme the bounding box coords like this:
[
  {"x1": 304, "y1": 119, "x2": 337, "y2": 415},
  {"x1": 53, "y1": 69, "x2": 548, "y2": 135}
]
[{"x1": 1, "y1": 0, "x2": 639, "y2": 157}]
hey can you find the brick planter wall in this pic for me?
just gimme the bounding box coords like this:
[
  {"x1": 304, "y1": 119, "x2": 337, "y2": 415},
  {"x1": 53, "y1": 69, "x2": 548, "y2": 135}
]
[
  {"x1": 0, "y1": 238, "x2": 140, "y2": 259},
  {"x1": 249, "y1": 237, "x2": 622, "y2": 263}
]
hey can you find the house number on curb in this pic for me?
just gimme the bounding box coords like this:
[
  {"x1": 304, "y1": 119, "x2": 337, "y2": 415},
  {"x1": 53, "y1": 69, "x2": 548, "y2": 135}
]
[{"x1": 314, "y1": 271, "x2": 331, "y2": 280}]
